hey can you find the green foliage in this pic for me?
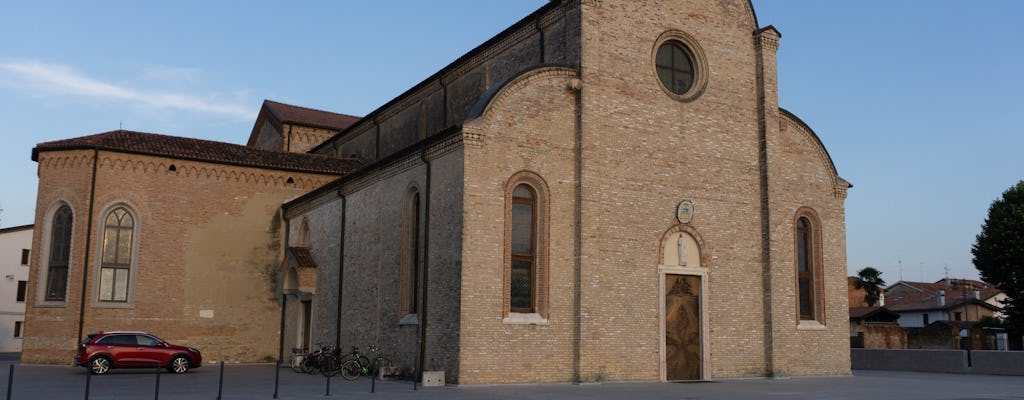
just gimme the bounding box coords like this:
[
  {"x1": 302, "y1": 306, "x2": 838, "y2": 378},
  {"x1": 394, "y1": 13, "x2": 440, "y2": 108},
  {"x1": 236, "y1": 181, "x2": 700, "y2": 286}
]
[
  {"x1": 977, "y1": 316, "x2": 1005, "y2": 329},
  {"x1": 854, "y1": 267, "x2": 886, "y2": 307},
  {"x1": 972, "y1": 180, "x2": 1024, "y2": 334}
]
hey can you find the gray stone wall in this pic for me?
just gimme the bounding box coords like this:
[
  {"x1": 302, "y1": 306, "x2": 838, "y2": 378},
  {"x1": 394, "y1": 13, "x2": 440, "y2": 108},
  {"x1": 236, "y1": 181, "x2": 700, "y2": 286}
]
[{"x1": 317, "y1": 1, "x2": 580, "y2": 164}]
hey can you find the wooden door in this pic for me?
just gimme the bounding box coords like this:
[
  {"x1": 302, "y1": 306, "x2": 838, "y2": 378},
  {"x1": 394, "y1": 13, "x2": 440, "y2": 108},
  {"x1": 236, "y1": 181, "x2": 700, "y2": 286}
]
[{"x1": 665, "y1": 274, "x2": 701, "y2": 380}]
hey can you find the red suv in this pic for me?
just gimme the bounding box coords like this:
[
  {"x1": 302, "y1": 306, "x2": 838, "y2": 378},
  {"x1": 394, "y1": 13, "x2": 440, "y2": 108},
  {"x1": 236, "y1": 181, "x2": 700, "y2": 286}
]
[{"x1": 74, "y1": 331, "x2": 202, "y2": 375}]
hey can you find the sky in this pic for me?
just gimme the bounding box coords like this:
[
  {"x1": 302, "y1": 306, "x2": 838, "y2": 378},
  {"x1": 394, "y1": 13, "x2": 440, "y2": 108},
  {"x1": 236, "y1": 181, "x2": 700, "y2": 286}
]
[{"x1": 1, "y1": 1, "x2": 1022, "y2": 285}]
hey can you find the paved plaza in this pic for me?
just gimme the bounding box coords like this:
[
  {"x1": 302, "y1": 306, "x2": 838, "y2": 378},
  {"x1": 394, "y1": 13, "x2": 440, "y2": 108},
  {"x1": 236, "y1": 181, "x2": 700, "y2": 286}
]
[{"x1": 0, "y1": 361, "x2": 1021, "y2": 400}]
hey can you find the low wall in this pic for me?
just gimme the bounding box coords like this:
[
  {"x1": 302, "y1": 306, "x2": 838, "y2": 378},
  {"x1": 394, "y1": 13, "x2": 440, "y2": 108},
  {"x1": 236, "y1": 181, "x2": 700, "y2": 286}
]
[{"x1": 852, "y1": 349, "x2": 1024, "y2": 375}]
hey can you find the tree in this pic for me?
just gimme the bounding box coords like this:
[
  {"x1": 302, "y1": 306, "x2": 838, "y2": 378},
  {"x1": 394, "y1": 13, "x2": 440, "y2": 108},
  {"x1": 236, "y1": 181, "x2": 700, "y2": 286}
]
[
  {"x1": 972, "y1": 180, "x2": 1024, "y2": 334},
  {"x1": 854, "y1": 267, "x2": 886, "y2": 307}
]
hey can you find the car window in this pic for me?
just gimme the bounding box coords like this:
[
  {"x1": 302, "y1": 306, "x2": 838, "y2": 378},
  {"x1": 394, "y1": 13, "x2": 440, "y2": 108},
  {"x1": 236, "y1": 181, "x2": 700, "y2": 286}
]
[
  {"x1": 96, "y1": 334, "x2": 136, "y2": 345},
  {"x1": 136, "y1": 335, "x2": 161, "y2": 346}
]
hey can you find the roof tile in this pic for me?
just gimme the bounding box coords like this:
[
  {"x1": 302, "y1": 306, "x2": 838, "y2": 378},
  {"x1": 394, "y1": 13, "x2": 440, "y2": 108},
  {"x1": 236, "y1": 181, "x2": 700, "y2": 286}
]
[{"x1": 33, "y1": 130, "x2": 362, "y2": 175}]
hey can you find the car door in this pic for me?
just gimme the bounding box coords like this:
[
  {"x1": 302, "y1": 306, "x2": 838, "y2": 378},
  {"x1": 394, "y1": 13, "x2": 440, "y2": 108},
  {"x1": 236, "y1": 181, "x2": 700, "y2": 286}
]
[
  {"x1": 96, "y1": 334, "x2": 140, "y2": 366},
  {"x1": 134, "y1": 334, "x2": 169, "y2": 366}
]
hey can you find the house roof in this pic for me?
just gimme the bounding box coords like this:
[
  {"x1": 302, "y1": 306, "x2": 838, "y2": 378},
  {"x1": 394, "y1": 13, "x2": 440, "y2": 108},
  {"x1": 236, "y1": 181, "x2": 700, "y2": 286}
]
[
  {"x1": 32, "y1": 130, "x2": 362, "y2": 175},
  {"x1": 0, "y1": 224, "x2": 33, "y2": 234},
  {"x1": 849, "y1": 306, "x2": 901, "y2": 320},
  {"x1": 262, "y1": 100, "x2": 360, "y2": 131},
  {"x1": 884, "y1": 279, "x2": 1003, "y2": 312}
]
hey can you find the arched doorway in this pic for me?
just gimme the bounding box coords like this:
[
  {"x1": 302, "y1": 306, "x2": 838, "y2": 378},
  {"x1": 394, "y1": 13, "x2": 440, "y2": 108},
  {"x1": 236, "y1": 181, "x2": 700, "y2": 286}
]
[{"x1": 659, "y1": 227, "x2": 708, "y2": 381}]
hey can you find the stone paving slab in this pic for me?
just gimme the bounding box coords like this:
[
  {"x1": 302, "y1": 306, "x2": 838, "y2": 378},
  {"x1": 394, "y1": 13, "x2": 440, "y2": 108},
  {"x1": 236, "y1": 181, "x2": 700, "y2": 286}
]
[{"x1": 0, "y1": 364, "x2": 1021, "y2": 400}]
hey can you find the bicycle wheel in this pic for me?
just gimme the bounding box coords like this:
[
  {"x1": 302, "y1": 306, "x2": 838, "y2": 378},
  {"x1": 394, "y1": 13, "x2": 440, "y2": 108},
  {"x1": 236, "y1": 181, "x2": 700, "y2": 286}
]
[
  {"x1": 300, "y1": 354, "x2": 319, "y2": 374},
  {"x1": 290, "y1": 355, "x2": 305, "y2": 373},
  {"x1": 340, "y1": 359, "x2": 362, "y2": 380},
  {"x1": 320, "y1": 355, "x2": 340, "y2": 377}
]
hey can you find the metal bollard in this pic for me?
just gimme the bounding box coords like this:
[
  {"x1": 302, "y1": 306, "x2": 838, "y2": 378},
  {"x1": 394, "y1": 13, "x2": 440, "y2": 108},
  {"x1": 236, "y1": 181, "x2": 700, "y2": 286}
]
[
  {"x1": 217, "y1": 361, "x2": 225, "y2": 400},
  {"x1": 273, "y1": 361, "x2": 280, "y2": 399},
  {"x1": 370, "y1": 364, "x2": 376, "y2": 393},
  {"x1": 154, "y1": 361, "x2": 161, "y2": 400},
  {"x1": 7, "y1": 364, "x2": 14, "y2": 400},
  {"x1": 84, "y1": 366, "x2": 91, "y2": 400},
  {"x1": 325, "y1": 373, "x2": 331, "y2": 397}
]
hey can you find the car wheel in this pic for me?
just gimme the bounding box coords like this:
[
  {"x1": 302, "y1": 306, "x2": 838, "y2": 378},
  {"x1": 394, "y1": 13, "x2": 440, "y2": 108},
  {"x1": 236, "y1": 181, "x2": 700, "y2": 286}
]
[
  {"x1": 89, "y1": 356, "x2": 112, "y2": 375},
  {"x1": 168, "y1": 356, "x2": 190, "y2": 374}
]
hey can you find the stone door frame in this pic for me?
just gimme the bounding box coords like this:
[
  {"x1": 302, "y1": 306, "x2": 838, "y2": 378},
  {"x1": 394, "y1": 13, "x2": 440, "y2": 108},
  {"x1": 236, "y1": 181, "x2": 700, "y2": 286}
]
[{"x1": 659, "y1": 265, "x2": 709, "y2": 381}]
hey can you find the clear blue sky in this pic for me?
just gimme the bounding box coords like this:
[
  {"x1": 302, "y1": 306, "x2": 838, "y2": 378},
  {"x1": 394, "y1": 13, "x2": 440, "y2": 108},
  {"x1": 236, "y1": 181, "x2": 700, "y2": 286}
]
[{"x1": 2, "y1": 1, "x2": 1021, "y2": 284}]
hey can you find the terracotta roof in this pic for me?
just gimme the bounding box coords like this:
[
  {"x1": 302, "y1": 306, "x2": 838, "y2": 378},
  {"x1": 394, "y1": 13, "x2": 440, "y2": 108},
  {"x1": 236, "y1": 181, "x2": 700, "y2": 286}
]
[
  {"x1": 287, "y1": 247, "x2": 317, "y2": 269},
  {"x1": 884, "y1": 279, "x2": 1003, "y2": 312},
  {"x1": 849, "y1": 306, "x2": 900, "y2": 320},
  {"x1": 32, "y1": 130, "x2": 362, "y2": 175},
  {"x1": 263, "y1": 100, "x2": 360, "y2": 131}
]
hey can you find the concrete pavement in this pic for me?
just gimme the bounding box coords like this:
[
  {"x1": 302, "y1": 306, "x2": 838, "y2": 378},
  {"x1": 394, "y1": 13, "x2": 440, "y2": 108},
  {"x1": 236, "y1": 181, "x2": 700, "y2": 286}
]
[{"x1": 0, "y1": 364, "x2": 1021, "y2": 399}]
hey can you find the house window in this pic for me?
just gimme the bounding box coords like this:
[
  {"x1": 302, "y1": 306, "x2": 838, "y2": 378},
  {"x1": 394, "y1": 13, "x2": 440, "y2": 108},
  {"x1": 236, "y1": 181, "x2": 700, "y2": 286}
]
[
  {"x1": 20, "y1": 249, "x2": 29, "y2": 265},
  {"x1": 503, "y1": 171, "x2": 549, "y2": 320},
  {"x1": 923, "y1": 314, "x2": 929, "y2": 325},
  {"x1": 399, "y1": 190, "x2": 421, "y2": 318},
  {"x1": 99, "y1": 207, "x2": 135, "y2": 302},
  {"x1": 954, "y1": 312, "x2": 962, "y2": 321},
  {"x1": 45, "y1": 205, "x2": 73, "y2": 302},
  {"x1": 13, "y1": 322, "x2": 22, "y2": 338},
  {"x1": 794, "y1": 211, "x2": 824, "y2": 324},
  {"x1": 16, "y1": 281, "x2": 26, "y2": 302}
]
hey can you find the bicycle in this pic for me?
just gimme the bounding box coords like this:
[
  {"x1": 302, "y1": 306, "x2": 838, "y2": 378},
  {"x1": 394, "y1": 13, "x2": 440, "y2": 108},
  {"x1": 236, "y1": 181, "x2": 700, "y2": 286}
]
[
  {"x1": 298, "y1": 343, "x2": 337, "y2": 375},
  {"x1": 340, "y1": 345, "x2": 393, "y2": 380},
  {"x1": 320, "y1": 346, "x2": 361, "y2": 377},
  {"x1": 290, "y1": 348, "x2": 308, "y2": 373}
]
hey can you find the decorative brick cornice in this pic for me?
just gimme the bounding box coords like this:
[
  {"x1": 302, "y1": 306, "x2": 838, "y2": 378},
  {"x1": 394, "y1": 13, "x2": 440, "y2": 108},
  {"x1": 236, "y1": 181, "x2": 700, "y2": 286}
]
[
  {"x1": 341, "y1": 153, "x2": 423, "y2": 196},
  {"x1": 74, "y1": 154, "x2": 335, "y2": 191},
  {"x1": 755, "y1": 27, "x2": 781, "y2": 53}
]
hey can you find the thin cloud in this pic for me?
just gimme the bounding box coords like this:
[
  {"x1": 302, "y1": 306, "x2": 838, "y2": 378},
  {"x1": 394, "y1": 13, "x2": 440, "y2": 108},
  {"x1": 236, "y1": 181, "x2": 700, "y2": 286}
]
[{"x1": 0, "y1": 60, "x2": 251, "y2": 120}]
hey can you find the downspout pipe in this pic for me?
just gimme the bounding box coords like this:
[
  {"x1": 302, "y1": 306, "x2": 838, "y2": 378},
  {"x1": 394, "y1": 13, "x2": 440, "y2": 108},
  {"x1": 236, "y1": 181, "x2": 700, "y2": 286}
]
[
  {"x1": 416, "y1": 147, "x2": 432, "y2": 380},
  {"x1": 277, "y1": 215, "x2": 290, "y2": 363},
  {"x1": 76, "y1": 148, "x2": 99, "y2": 343},
  {"x1": 336, "y1": 191, "x2": 346, "y2": 348}
]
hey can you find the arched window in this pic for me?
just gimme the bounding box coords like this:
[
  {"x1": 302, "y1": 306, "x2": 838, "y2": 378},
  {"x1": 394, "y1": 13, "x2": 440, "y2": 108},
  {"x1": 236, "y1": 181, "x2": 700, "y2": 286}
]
[
  {"x1": 510, "y1": 185, "x2": 536, "y2": 312},
  {"x1": 503, "y1": 171, "x2": 549, "y2": 321},
  {"x1": 45, "y1": 205, "x2": 73, "y2": 301},
  {"x1": 399, "y1": 190, "x2": 421, "y2": 318},
  {"x1": 794, "y1": 212, "x2": 823, "y2": 323},
  {"x1": 298, "y1": 218, "x2": 310, "y2": 247},
  {"x1": 99, "y1": 207, "x2": 135, "y2": 302}
]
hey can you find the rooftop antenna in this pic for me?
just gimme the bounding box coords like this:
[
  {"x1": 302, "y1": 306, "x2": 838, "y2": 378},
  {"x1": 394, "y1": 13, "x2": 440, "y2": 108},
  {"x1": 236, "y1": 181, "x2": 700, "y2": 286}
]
[
  {"x1": 119, "y1": 121, "x2": 123, "y2": 130},
  {"x1": 897, "y1": 257, "x2": 903, "y2": 281},
  {"x1": 944, "y1": 264, "x2": 950, "y2": 280}
]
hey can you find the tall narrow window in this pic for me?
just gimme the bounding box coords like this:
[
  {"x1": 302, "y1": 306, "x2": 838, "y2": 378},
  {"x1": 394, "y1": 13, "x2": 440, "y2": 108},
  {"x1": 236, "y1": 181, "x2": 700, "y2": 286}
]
[
  {"x1": 503, "y1": 172, "x2": 549, "y2": 321},
  {"x1": 399, "y1": 191, "x2": 421, "y2": 318},
  {"x1": 796, "y1": 217, "x2": 814, "y2": 320},
  {"x1": 510, "y1": 185, "x2": 536, "y2": 313},
  {"x1": 13, "y1": 322, "x2": 22, "y2": 338},
  {"x1": 16, "y1": 281, "x2": 26, "y2": 302},
  {"x1": 46, "y1": 205, "x2": 73, "y2": 301},
  {"x1": 20, "y1": 249, "x2": 29, "y2": 265},
  {"x1": 99, "y1": 207, "x2": 134, "y2": 302}
]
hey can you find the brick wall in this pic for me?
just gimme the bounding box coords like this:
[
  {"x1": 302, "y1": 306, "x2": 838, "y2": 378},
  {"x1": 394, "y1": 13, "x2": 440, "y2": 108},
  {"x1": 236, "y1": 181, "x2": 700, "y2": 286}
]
[{"x1": 23, "y1": 149, "x2": 339, "y2": 364}]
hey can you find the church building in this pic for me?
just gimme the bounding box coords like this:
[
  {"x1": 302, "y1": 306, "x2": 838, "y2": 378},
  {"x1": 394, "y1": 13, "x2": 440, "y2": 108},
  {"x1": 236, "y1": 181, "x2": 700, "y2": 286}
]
[{"x1": 23, "y1": 0, "x2": 852, "y2": 384}]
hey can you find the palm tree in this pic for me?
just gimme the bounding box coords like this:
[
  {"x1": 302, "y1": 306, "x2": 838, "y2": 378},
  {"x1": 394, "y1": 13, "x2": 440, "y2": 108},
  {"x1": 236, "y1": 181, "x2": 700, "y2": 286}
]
[{"x1": 855, "y1": 267, "x2": 887, "y2": 307}]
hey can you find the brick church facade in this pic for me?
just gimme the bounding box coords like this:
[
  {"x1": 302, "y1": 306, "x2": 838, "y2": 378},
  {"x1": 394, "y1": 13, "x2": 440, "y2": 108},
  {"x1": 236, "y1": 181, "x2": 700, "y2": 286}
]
[{"x1": 23, "y1": 0, "x2": 851, "y2": 383}]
